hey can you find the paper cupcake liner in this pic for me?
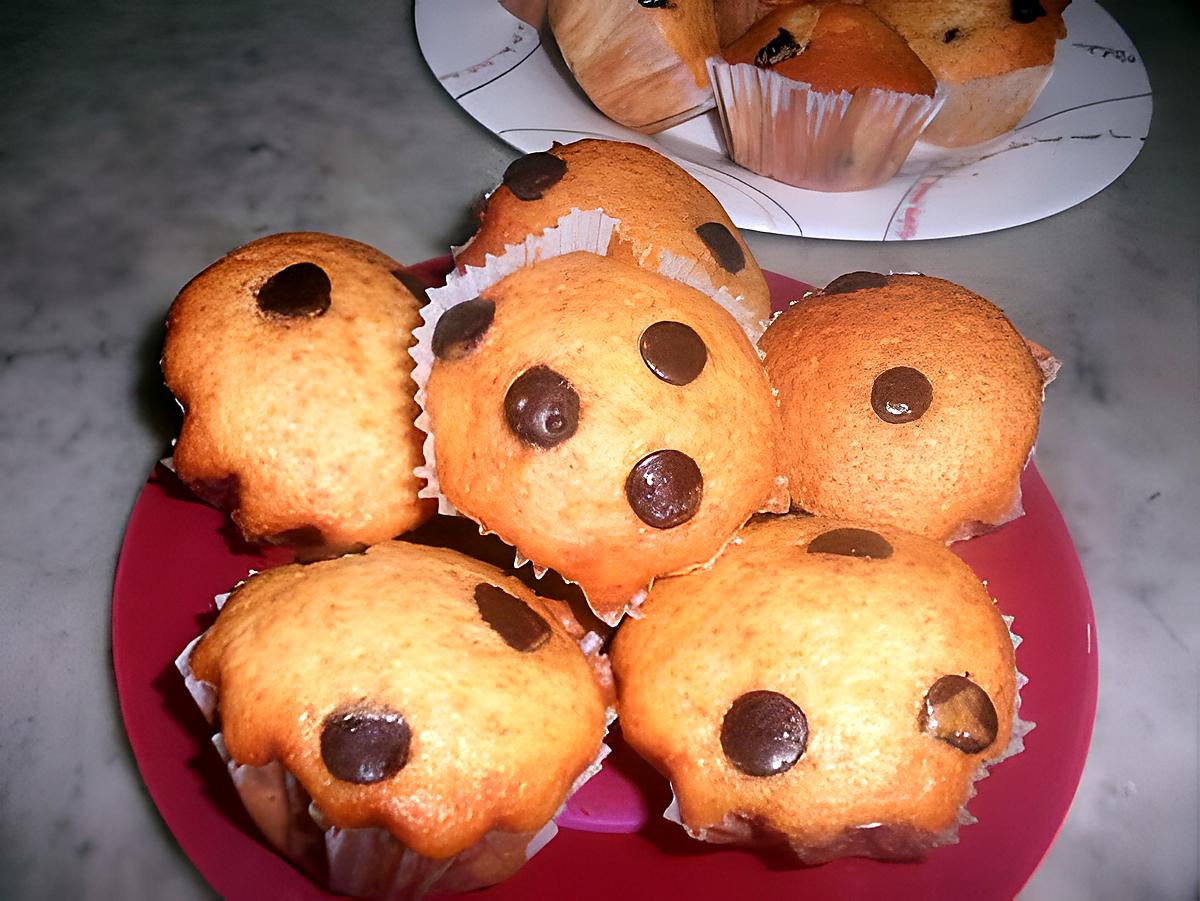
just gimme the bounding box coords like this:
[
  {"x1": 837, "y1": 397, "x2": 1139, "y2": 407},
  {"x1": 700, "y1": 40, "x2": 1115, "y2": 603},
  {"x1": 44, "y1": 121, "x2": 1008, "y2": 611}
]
[
  {"x1": 176, "y1": 593, "x2": 615, "y2": 900},
  {"x1": 707, "y1": 56, "x2": 943, "y2": 192},
  {"x1": 921, "y1": 65, "x2": 1054, "y2": 148},
  {"x1": 413, "y1": 209, "x2": 784, "y2": 621},
  {"x1": 662, "y1": 614, "x2": 1033, "y2": 864}
]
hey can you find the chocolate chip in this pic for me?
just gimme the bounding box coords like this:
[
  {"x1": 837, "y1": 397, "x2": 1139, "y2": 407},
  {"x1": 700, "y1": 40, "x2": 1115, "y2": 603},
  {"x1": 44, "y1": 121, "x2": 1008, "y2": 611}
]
[
  {"x1": 189, "y1": 474, "x2": 240, "y2": 513},
  {"x1": 1010, "y1": 0, "x2": 1046, "y2": 23},
  {"x1": 871, "y1": 367, "x2": 933, "y2": 424},
  {"x1": 944, "y1": 27, "x2": 960, "y2": 42},
  {"x1": 755, "y1": 27, "x2": 803, "y2": 68},
  {"x1": 320, "y1": 707, "x2": 411, "y2": 784},
  {"x1": 473, "y1": 583, "x2": 552, "y2": 652},
  {"x1": 637, "y1": 0, "x2": 672, "y2": 7},
  {"x1": 822, "y1": 271, "x2": 889, "y2": 295},
  {"x1": 432, "y1": 298, "x2": 495, "y2": 361},
  {"x1": 919, "y1": 675, "x2": 999, "y2": 754},
  {"x1": 639, "y1": 321, "x2": 708, "y2": 386},
  {"x1": 502, "y1": 152, "x2": 567, "y2": 201},
  {"x1": 806, "y1": 527, "x2": 893, "y2": 559},
  {"x1": 504, "y1": 366, "x2": 580, "y2": 449},
  {"x1": 721, "y1": 690, "x2": 808, "y2": 777},
  {"x1": 625, "y1": 450, "x2": 703, "y2": 529},
  {"x1": 695, "y1": 222, "x2": 745, "y2": 274},
  {"x1": 256, "y1": 262, "x2": 331, "y2": 318},
  {"x1": 391, "y1": 268, "x2": 431, "y2": 307}
]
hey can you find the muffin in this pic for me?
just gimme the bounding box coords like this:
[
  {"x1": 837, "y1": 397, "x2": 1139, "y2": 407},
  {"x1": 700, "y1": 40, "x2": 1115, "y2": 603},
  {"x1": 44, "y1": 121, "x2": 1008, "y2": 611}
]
[
  {"x1": 713, "y1": 0, "x2": 793, "y2": 47},
  {"x1": 162, "y1": 232, "x2": 435, "y2": 556},
  {"x1": 759, "y1": 271, "x2": 1055, "y2": 542},
  {"x1": 180, "y1": 541, "x2": 611, "y2": 898},
  {"x1": 415, "y1": 249, "x2": 787, "y2": 625},
  {"x1": 549, "y1": 0, "x2": 719, "y2": 133},
  {"x1": 866, "y1": 0, "x2": 1071, "y2": 146},
  {"x1": 709, "y1": 2, "x2": 941, "y2": 191},
  {"x1": 612, "y1": 514, "x2": 1027, "y2": 864},
  {"x1": 456, "y1": 139, "x2": 773, "y2": 332}
]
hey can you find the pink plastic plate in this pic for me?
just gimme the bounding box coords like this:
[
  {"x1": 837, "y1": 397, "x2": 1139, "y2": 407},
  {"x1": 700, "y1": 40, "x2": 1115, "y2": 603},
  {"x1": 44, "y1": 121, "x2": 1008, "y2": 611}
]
[{"x1": 113, "y1": 262, "x2": 1097, "y2": 899}]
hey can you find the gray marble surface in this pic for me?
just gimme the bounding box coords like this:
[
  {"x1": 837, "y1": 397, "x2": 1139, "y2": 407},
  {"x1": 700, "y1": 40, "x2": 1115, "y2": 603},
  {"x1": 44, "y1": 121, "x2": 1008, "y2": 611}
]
[{"x1": 1, "y1": 1, "x2": 1196, "y2": 899}]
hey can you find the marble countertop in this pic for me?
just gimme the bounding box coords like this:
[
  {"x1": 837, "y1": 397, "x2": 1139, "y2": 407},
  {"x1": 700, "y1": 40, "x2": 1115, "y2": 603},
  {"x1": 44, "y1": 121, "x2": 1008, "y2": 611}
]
[{"x1": 1, "y1": 1, "x2": 1196, "y2": 898}]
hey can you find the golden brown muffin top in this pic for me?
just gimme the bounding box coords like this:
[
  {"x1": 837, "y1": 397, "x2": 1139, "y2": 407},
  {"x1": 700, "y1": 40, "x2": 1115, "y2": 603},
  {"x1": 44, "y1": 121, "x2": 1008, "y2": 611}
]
[
  {"x1": 612, "y1": 514, "x2": 1017, "y2": 860},
  {"x1": 424, "y1": 251, "x2": 786, "y2": 623},
  {"x1": 866, "y1": 0, "x2": 1070, "y2": 83},
  {"x1": 725, "y1": 2, "x2": 937, "y2": 96},
  {"x1": 162, "y1": 231, "x2": 434, "y2": 553},
  {"x1": 457, "y1": 139, "x2": 772, "y2": 328},
  {"x1": 190, "y1": 541, "x2": 608, "y2": 860}
]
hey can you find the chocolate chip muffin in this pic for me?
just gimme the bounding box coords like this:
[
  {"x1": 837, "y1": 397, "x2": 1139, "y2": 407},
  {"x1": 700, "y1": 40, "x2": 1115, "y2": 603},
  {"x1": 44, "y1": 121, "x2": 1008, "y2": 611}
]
[
  {"x1": 184, "y1": 540, "x2": 609, "y2": 897},
  {"x1": 456, "y1": 139, "x2": 772, "y2": 332},
  {"x1": 548, "y1": 0, "x2": 718, "y2": 133},
  {"x1": 611, "y1": 514, "x2": 1023, "y2": 864},
  {"x1": 866, "y1": 0, "x2": 1071, "y2": 146},
  {"x1": 760, "y1": 272, "x2": 1051, "y2": 542},
  {"x1": 417, "y1": 251, "x2": 787, "y2": 624},
  {"x1": 162, "y1": 232, "x2": 435, "y2": 556}
]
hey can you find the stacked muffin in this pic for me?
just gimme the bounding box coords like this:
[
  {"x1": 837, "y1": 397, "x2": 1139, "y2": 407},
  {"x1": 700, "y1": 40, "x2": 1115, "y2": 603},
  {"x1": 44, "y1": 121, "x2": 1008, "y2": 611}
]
[
  {"x1": 546, "y1": 0, "x2": 1072, "y2": 189},
  {"x1": 163, "y1": 139, "x2": 1052, "y2": 896}
]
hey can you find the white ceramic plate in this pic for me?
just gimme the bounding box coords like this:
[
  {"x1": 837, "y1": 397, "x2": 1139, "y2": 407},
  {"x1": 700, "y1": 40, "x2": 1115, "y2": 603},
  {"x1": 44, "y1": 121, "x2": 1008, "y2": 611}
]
[{"x1": 415, "y1": 0, "x2": 1151, "y2": 241}]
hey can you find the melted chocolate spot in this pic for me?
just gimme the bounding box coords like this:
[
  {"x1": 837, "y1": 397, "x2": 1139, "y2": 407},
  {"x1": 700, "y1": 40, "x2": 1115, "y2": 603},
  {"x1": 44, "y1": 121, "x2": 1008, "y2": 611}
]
[
  {"x1": 806, "y1": 527, "x2": 893, "y2": 559},
  {"x1": 391, "y1": 268, "x2": 431, "y2": 307},
  {"x1": 502, "y1": 152, "x2": 567, "y2": 201},
  {"x1": 625, "y1": 450, "x2": 703, "y2": 529},
  {"x1": 755, "y1": 27, "x2": 803, "y2": 68},
  {"x1": 320, "y1": 707, "x2": 411, "y2": 784},
  {"x1": 721, "y1": 690, "x2": 808, "y2": 777},
  {"x1": 1010, "y1": 0, "x2": 1046, "y2": 24},
  {"x1": 432, "y1": 298, "x2": 495, "y2": 361},
  {"x1": 504, "y1": 366, "x2": 580, "y2": 449},
  {"x1": 944, "y1": 27, "x2": 960, "y2": 43},
  {"x1": 823, "y1": 271, "x2": 889, "y2": 295},
  {"x1": 473, "y1": 583, "x2": 552, "y2": 652},
  {"x1": 256, "y1": 262, "x2": 331, "y2": 318},
  {"x1": 871, "y1": 367, "x2": 933, "y2": 424},
  {"x1": 189, "y1": 474, "x2": 240, "y2": 513},
  {"x1": 695, "y1": 222, "x2": 745, "y2": 274},
  {"x1": 919, "y1": 675, "x2": 999, "y2": 754},
  {"x1": 639, "y1": 321, "x2": 708, "y2": 386},
  {"x1": 637, "y1": 0, "x2": 672, "y2": 7}
]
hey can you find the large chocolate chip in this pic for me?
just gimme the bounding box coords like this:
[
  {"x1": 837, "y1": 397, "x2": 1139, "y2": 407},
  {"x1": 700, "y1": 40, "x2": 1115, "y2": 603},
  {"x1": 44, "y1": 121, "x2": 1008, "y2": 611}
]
[
  {"x1": 871, "y1": 366, "x2": 933, "y2": 424},
  {"x1": 639, "y1": 321, "x2": 708, "y2": 386},
  {"x1": 320, "y1": 707, "x2": 412, "y2": 784},
  {"x1": 189, "y1": 474, "x2": 241, "y2": 513},
  {"x1": 256, "y1": 262, "x2": 332, "y2": 318},
  {"x1": 695, "y1": 222, "x2": 746, "y2": 274},
  {"x1": 432, "y1": 298, "x2": 495, "y2": 361},
  {"x1": 502, "y1": 152, "x2": 567, "y2": 201},
  {"x1": 822, "y1": 271, "x2": 889, "y2": 295},
  {"x1": 721, "y1": 690, "x2": 808, "y2": 777},
  {"x1": 625, "y1": 450, "x2": 703, "y2": 529},
  {"x1": 473, "y1": 583, "x2": 552, "y2": 652},
  {"x1": 755, "y1": 27, "x2": 803, "y2": 68},
  {"x1": 1010, "y1": 0, "x2": 1046, "y2": 23},
  {"x1": 943, "y1": 27, "x2": 960, "y2": 42},
  {"x1": 919, "y1": 675, "x2": 999, "y2": 754},
  {"x1": 504, "y1": 366, "x2": 580, "y2": 449},
  {"x1": 637, "y1": 0, "x2": 672, "y2": 7},
  {"x1": 806, "y1": 527, "x2": 893, "y2": 559}
]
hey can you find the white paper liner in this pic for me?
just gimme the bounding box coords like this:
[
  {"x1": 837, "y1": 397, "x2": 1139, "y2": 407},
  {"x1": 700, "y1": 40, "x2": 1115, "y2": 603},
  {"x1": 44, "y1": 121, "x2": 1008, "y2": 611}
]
[
  {"x1": 707, "y1": 56, "x2": 943, "y2": 192},
  {"x1": 413, "y1": 209, "x2": 786, "y2": 623},
  {"x1": 661, "y1": 614, "x2": 1033, "y2": 864},
  {"x1": 177, "y1": 587, "x2": 616, "y2": 899},
  {"x1": 921, "y1": 65, "x2": 1054, "y2": 148}
]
